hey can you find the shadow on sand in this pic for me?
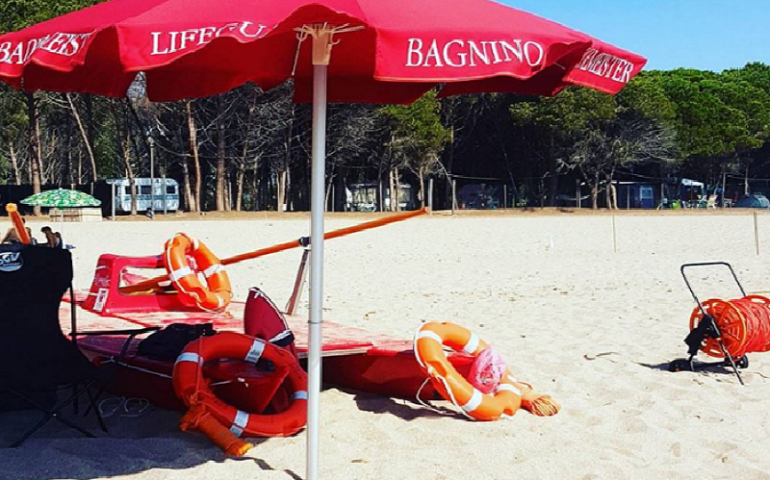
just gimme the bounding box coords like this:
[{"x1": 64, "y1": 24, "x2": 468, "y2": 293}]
[
  {"x1": 0, "y1": 407, "x2": 302, "y2": 480},
  {"x1": 352, "y1": 390, "x2": 459, "y2": 421}
]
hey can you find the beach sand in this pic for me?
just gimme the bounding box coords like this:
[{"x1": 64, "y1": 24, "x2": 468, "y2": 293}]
[{"x1": 3, "y1": 210, "x2": 770, "y2": 480}]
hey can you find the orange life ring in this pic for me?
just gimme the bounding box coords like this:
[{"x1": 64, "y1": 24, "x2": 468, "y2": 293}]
[
  {"x1": 414, "y1": 322, "x2": 559, "y2": 420},
  {"x1": 173, "y1": 332, "x2": 308, "y2": 437},
  {"x1": 163, "y1": 233, "x2": 232, "y2": 312}
]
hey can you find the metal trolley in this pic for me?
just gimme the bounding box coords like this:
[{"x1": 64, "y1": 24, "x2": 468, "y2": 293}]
[{"x1": 669, "y1": 262, "x2": 751, "y2": 384}]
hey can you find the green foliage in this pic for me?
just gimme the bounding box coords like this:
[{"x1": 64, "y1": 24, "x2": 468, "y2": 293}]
[
  {"x1": 510, "y1": 87, "x2": 616, "y2": 133},
  {"x1": 654, "y1": 68, "x2": 770, "y2": 158},
  {"x1": 381, "y1": 90, "x2": 449, "y2": 174},
  {"x1": 0, "y1": 0, "x2": 104, "y2": 32}
]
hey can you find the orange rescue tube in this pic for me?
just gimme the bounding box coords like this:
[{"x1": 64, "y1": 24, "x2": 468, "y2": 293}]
[
  {"x1": 414, "y1": 322, "x2": 560, "y2": 420},
  {"x1": 180, "y1": 404, "x2": 253, "y2": 456},
  {"x1": 173, "y1": 332, "x2": 308, "y2": 438},
  {"x1": 163, "y1": 233, "x2": 232, "y2": 312},
  {"x1": 5, "y1": 204, "x2": 31, "y2": 245}
]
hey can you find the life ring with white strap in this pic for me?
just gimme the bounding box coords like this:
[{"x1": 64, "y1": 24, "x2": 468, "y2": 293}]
[
  {"x1": 173, "y1": 332, "x2": 308, "y2": 438},
  {"x1": 414, "y1": 322, "x2": 560, "y2": 420},
  {"x1": 163, "y1": 233, "x2": 232, "y2": 312}
]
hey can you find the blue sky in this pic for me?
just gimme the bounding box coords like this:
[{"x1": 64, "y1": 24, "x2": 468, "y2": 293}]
[{"x1": 502, "y1": 0, "x2": 770, "y2": 72}]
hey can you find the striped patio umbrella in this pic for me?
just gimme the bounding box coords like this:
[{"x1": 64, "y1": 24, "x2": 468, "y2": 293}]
[{"x1": 21, "y1": 188, "x2": 101, "y2": 208}]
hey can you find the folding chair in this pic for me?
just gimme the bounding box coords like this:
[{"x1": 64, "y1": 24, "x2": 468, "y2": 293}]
[{"x1": 0, "y1": 244, "x2": 155, "y2": 447}]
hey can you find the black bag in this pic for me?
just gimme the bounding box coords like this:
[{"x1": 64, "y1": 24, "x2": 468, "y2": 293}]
[{"x1": 137, "y1": 323, "x2": 215, "y2": 361}]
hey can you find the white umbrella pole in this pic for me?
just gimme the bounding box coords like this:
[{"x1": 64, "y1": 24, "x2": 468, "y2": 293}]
[{"x1": 307, "y1": 63, "x2": 328, "y2": 480}]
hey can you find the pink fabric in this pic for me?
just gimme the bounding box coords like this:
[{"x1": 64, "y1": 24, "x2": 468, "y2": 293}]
[{"x1": 468, "y1": 347, "x2": 507, "y2": 394}]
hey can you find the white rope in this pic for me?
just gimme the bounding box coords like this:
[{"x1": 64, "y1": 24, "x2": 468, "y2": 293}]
[
  {"x1": 102, "y1": 358, "x2": 239, "y2": 386},
  {"x1": 413, "y1": 378, "x2": 452, "y2": 416},
  {"x1": 98, "y1": 396, "x2": 152, "y2": 418}
]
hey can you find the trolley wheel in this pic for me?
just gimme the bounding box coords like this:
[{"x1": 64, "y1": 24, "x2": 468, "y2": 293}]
[
  {"x1": 737, "y1": 356, "x2": 749, "y2": 369},
  {"x1": 669, "y1": 359, "x2": 693, "y2": 372}
]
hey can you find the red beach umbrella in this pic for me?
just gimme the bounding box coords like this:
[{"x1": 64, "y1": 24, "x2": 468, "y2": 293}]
[
  {"x1": 0, "y1": 0, "x2": 645, "y2": 101},
  {"x1": 0, "y1": 1, "x2": 645, "y2": 478}
]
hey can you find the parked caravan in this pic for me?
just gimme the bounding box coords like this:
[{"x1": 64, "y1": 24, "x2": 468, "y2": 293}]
[{"x1": 106, "y1": 178, "x2": 180, "y2": 213}]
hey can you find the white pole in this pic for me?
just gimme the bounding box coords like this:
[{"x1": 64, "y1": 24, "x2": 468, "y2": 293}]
[
  {"x1": 611, "y1": 213, "x2": 618, "y2": 253},
  {"x1": 162, "y1": 174, "x2": 167, "y2": 215},
  {"x1": 428, "y1": 178, "x2": 434, "y2": 214},
  {"x1": 451, "y1": 179, "x2": 457, "y2": 215},
  {"x1": 111, "y1": 182, "x2": 116, "y2": 221},
  {"x1": 307, "y1": 63, "x2": 327, "y2": 480},
  {"x1": 754, "y1": 211, "x2": 760, "y2": 255},
  {"x1": 149, "y1": 137, "x2": 155, "y2": 217}
]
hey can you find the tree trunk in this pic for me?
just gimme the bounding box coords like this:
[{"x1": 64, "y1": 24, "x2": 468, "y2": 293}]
[
  {"x1": 123, "y1": 131, "x2": 137, "y2": 216},
  {"x1": 388, "y1": 168, "x2": 398, "y2": 212},
  {"x1": 251, "y1": 160, "x2": 263, "y2": 212},
  {"x1": 235, "y1": 164, "x2": 245, "y2": 211},
  {"x1": 277, "y1": 169, "x2": 288, "y2": 212},
  {"x1": 394, "y1": 168, "x2": 401, "y2": 212},
  {"x1": 418, "y1": 165, "x2": 426, "y2": 208},
  {"x1": 744, "y1": 160, "x2": 750, "y2": 196},
  {"x1": 8, "y1": 140, "x2": 20, "y2": 185},
  {"x1": 215, "y1": 96, "x2": 227, "y2": 211},
  {"x1": 547, "y1": 137, "x2": 558, "y2": 207},
  {"x1": 85, "y1": 94, "x2": 96, "y2": 172},
  {"x1": 26, "y1": 93, "x2": 42, "y2": 216},
  {"x1": 185, "y1": 100, "x2": 201, "y2": 212},
  {"x1": 180, "y1": 150, "x2": 194, "y2": 212},
  {"x1": 66, "y1": 93, "x2": 97, "y2": 182}
]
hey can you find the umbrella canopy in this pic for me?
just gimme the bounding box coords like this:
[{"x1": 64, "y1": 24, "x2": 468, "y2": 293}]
[
  {"x1": 21, "y1": 188, "x2": 101, "y2": 208},
  {"x1": 0, "y1": 0, "x2": 645, "y2": 103},
  {"x1": 0, "y1": 2, "x2": 644, "y2": 479}
]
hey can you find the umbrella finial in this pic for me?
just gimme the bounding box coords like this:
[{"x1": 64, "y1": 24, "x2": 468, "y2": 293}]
[{"x1": 293, "y1": 24, "x2": 365, "y2": 70}]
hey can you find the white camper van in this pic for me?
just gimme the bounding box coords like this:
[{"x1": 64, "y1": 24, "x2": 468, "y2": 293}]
[{"x1": 107, "y1": 178, "x2": 180, "y2": 213}]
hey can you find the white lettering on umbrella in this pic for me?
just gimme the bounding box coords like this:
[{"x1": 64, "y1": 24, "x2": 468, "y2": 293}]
[
  {"x1": 405, "y1": 38, "x2": 547, "y2": 69},
  {"x1": 443, "y1": 40, "x2": 466, "y2": 67},
  {"x1": 423, "y1": 39, "x2": 443, "y2": 67},
  {"x1": 576, "y1": 48, "x2": 634, "y2": 84},
  {"x1": 150, "y1": 21, "x2": 270, "y2": 56},
  {"x1": 406, "y1": 38, "x2": 424, "y2": 67},
  {"x1": 0, "y1": 32, "x2": 92, "y2": 65},
  {"x1": 499, "y1": 40, "x2": 524, "y2": 63},
  {"x1": 0, "y1": 43, "x2": 10, "y2": 63},
  {"x1": 523, "y1": 41, "x2": 544, "y2": 67},
  {"x1": 467, "y1": 41, "x2": 489, "y2": 67}
]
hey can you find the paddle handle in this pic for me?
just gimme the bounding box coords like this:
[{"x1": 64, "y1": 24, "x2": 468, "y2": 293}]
[
  {"x1": 119, "y1": 208, "x2": 428, "y2": 294},
  {"x1": 5, "y1": 204, "x2": 31, "y2": 245}
]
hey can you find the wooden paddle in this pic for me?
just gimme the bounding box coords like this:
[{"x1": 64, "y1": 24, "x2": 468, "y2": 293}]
[{"x1": 5, "y1": 204, "x2": 31, "y2": 244}]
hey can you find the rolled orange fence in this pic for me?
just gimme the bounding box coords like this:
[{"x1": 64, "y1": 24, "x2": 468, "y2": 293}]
[{"x1": 5, "y1": 203, "x2": 31, "y2": 245}]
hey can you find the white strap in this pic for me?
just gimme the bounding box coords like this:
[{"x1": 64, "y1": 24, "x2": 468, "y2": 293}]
[
  {"x1": 245, "y1": 339, "x2": 266, "y2": 363},
  {"x1": 270, "y1": 330, "x2": 293, "y2": 343},
  {"x1": 230, "y1": 410, "x2": 249, "y2": 437},
  {"x1": 460, "y1": 389, "x2": 483, "y2": 414},
  {"x1": 416, "y1": 330, "x2": 443, "y2": 344},
  {"x1": 203, "y1": 264, "x2": 223, "y2": 278},
  {"x1": 169, "y1": 266, "x2": 194, "y2": 282},
  {"x1": 495, "y1": 383, "x2": 522, "y2": 396},
  {"x1": 462, "y1": 333, "x2": 480, "y2": 355},
  {"x1": 292, "y1": 390, "x2": 308, "y2": 400},
  {"x1": 175, "y1": 352, "x2": 203, "y2": 365}
]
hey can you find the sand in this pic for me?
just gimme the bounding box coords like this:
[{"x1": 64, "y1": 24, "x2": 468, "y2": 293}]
[{"x1": 3, "y1": 210, "x2": 770, "y2": 480}]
